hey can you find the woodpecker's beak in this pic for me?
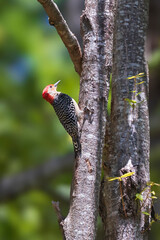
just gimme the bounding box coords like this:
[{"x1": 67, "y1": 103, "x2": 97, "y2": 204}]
[{"x1": 54, "y1": 80, "x2": 61, "y2": 88}]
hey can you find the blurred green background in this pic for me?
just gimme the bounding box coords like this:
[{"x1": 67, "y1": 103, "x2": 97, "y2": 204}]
[{"x1": 0, "y1": 0, "x2": 160, "y2": 239}]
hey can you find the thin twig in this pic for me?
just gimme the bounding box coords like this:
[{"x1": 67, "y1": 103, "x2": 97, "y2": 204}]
[
  {"x1": 37, "y1": 0, "x2": 82, "y2": 75},
  {"x1": 52, "y1": 201, "x2": 65, "y2": 240}
]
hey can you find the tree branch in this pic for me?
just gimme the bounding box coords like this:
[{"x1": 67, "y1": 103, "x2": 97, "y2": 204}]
[
  {"x1": 0, "y1": 153, "x2": 73, "y2": 202},
  {"x1": 37, "y1": 0, "x2": 82, "y2": 75},
  {"x1": 52, "y1": 201, "x2": 65, "y2": 240}
]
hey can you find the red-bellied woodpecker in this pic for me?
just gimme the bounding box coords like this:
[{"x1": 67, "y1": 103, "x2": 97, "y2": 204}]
[{"x1": 42, "y1": 80, "x2": 81, "y2": 157}]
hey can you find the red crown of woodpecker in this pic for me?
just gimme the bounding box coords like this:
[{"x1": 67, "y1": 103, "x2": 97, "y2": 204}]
[{"x1": 42, "y1": 80, "x2": 61, "y2": 104}]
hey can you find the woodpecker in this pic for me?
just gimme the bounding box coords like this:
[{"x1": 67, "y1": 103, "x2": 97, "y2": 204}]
[{"x1": 42, "y1": 80, "x2": 81, "y2": 157}]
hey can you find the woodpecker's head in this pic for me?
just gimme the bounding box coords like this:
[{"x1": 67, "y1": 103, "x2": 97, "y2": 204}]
[{"x1": 42, "y1": 80, "x2": 61, "y2": 104}]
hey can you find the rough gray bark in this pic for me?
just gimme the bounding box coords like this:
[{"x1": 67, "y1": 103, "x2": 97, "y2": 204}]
[
  {"x1": 100, "y1": 0, "x2": 151, "y2": 239},
  {"x1": 62, "y1": 0, "x2": 115, "y2": 239}
]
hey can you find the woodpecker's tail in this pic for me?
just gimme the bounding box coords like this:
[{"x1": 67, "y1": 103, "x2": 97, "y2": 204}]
[{"x1": 73, "y1": 137, "x2": 81, "y2": 158}]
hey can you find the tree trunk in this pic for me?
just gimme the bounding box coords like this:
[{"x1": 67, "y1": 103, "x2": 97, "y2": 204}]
[
  {"x1": 62, "y1": 0, "x2": 115, "y2": 239},
  {"x1": 100, "y1": 0, "x2": 151, "y2": 239}
]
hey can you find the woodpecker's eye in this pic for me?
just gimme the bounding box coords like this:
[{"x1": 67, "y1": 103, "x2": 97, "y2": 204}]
[{"x1": 49, "y1": 85, "x2": 52, "y2": 88}]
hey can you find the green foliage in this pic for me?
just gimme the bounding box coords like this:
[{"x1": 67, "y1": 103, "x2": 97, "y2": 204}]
[
  {"x1": 0, "y1": 0, "x2": 79, "y2": 239},
  {"x1": 124, "y1": 72, "x2": 145, "y2": 108},
  {"x1": 135, "y1": 181, "x2": 160, "y2": 224},
  {"x1": 142, "y1": 211, "x2": 150, "y2": 216},
  {"x1": 135, "y1": 193, "x2": 143, "y2": 201},
  {"x1": 108, "y1": 173, "x2": 160, "y2": 225}
]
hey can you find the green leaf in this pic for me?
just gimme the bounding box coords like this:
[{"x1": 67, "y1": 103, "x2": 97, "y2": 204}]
[
  {"x1": 151, "y1": 196, "x2": 157, "y2": 199},
  {"x1": 124, "y1": 98, "x2": 137, "y2": 104},
  {"x1": 120, "y1": 172, "x2": 135, "y2": 178},
  {"x1": 142, "y1": 211, "x2": 150, "y2": 216},
  {"x1": 108, "y1": 172, "x2": 134, "y2": 182},
  {"x1": 127, "y1": 76, "x2": 136, "y2": 80},
  {"x1": 153, "y1": 182, "x2": 160, "y2": 187},
  {"x1": 136, "y1": 193, "x2": 143, "y2": 201},
  {"x1": 137, "y1": 73, "x2": 145, "y2": 78},
  {"x1": 108, "y1": 177, "x2": 120, "y2": 181},
  {"x1": 138, "y1": 72, "x2": 145, "y2": 76},
  {"x1": 147, "y1": 181, "x2": 160, "y2": 187},
  {"x1": 135, "y1": 92, "x2": 142, "y2": 97},
  {"x1": 126, "y1": 72, "x2": 145, "y2": 80},
  {"x1": 136, "y1": 81, "x2": 144, "y2": 85}
]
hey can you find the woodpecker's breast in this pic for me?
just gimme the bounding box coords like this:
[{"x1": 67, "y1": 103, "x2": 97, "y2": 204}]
[{"x1": 52, "y1": 93, "x2": 78, "y2": 139}]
